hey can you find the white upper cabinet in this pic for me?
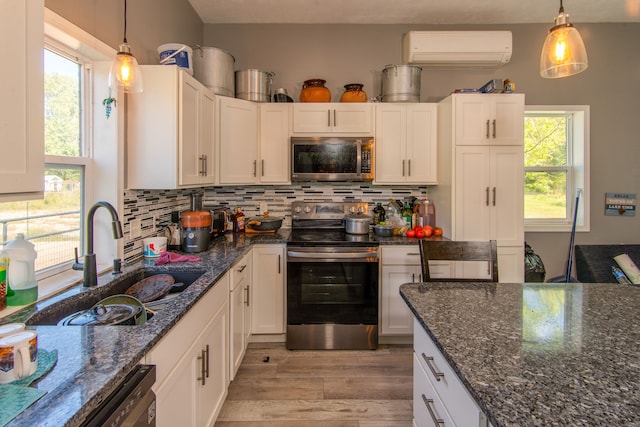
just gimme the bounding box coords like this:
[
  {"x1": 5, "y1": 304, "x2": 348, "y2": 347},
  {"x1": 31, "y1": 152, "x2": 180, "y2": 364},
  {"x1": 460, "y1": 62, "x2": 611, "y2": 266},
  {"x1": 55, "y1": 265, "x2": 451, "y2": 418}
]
[
  {"x1": 217, "y1": 97, "x2": 259, "y2": 185},
  {"x1": 128, "y1": 66, "x2": 215, "y2": 189},
  {"x1": 292, "y1": 103, "x2": 374, "y2": 134},
  {"x1": 453, "y1": 94, "x2": 524, "y2": 146},
  {"x1": 375, "y1": 103, "x2": 437, "y2": 184},
  {"x1": 0, "y1": 0, "x2": 44, "y2": 200},
  {"x1": 259, "y1": 104, "x2": 291, "y2": 184}
]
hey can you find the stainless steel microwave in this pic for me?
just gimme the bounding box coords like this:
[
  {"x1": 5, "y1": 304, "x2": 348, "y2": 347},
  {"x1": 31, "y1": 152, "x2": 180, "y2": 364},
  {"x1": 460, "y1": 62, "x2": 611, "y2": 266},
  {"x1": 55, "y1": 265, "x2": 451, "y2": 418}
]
[{"x1": 291, "y1": 137, "x2": 374, "y2": 182}]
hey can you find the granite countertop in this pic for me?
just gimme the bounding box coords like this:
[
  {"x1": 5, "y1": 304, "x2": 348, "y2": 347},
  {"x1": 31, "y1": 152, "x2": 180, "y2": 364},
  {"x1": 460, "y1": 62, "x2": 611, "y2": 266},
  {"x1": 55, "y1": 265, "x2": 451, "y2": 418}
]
[
  {"x1": 400, "y1": 282, "x2": 640, "y2": 427},
  {"x1": 0, "y1": 230, "x2": 289, "y2": 427}
]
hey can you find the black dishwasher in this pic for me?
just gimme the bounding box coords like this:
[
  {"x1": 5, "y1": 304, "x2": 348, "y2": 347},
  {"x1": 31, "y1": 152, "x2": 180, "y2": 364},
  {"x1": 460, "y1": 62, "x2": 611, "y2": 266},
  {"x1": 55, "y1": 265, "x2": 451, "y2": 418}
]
[{"x1": 82, "y1": 364, "x2": 156, "y2": 427}]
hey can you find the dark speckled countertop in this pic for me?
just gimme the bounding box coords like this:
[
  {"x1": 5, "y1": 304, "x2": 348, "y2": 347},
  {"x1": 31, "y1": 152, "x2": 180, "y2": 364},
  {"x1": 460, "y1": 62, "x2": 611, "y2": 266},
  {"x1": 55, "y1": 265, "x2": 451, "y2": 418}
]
[
  {"x1": 0, "y1": 230, "x2": 289, "y2": 427},
  {"x1": 400, "y1": 282, "x2": 640, "y2": 427}
]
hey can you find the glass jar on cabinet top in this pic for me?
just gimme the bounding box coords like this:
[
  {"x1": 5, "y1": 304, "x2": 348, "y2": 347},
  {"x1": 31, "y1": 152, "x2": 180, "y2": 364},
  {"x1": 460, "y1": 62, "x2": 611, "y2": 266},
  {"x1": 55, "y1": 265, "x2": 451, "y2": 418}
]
[
  {"x1": 340, "y1": 83, "x2": 368, "y2": 102},
  {"x1": 300, "y1": 79, "x2": 332, "y2": 102}
]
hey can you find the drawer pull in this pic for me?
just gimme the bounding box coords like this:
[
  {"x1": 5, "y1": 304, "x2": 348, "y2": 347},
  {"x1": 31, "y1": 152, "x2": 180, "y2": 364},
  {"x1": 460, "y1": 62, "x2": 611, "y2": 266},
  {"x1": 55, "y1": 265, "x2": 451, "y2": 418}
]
[
  {"x1": 237, "y1": 264, "x2": 247, "y2": 273},
  {"x1": 406, "y1": 252, "x2": 420, "y2": 256},
  {"x1": 422, "y1": 353, "x2": 445, "y2": 381},
  {"x1": 422, "y1": 394, "x2": 445, "y2": 426}
]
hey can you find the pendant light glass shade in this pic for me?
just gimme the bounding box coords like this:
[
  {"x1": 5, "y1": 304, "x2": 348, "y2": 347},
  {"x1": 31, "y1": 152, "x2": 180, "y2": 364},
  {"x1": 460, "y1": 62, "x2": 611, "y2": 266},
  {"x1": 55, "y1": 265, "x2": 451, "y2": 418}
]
[
  {"x1": 540, "y1": 5, "x2": 588, "y2": 78},
  {"x1": 109, "y1": 43, "x2": 143, "y2": 93},
  {"x1": 108, "y1": 0, "x2": 143, "y2": 93}
]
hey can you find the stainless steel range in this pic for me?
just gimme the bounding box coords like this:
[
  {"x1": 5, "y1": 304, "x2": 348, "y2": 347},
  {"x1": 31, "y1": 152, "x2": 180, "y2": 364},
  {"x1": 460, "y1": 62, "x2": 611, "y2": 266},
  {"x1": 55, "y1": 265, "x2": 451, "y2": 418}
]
[{"x1": 287, "y1": 201, "x2": 379, "y2": 350}]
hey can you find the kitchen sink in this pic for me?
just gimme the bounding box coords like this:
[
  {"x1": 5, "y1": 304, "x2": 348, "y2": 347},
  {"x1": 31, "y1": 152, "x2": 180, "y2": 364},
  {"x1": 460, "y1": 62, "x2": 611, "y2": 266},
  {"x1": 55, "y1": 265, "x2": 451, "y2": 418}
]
[{"x1": 26, "y1": 269, "x2": 206, "y2": 326}]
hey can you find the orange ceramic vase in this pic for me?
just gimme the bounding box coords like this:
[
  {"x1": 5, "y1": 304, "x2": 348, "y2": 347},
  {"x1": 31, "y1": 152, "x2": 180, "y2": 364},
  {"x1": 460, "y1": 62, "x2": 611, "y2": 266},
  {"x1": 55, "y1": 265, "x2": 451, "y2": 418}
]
[
  {"x1": 300, "y1": 79, "x2": 332, "y2": 102},
  {"x1": 340, "y1": 83, "x2": 368, "y2": 102}
]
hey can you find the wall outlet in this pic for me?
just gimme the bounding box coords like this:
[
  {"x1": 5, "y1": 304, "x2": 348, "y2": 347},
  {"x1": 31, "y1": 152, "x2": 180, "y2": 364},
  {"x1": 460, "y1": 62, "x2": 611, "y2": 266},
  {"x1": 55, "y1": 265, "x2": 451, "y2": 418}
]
[{"x1": 130, "y1": 218, "x2": 141, "y2": 239}]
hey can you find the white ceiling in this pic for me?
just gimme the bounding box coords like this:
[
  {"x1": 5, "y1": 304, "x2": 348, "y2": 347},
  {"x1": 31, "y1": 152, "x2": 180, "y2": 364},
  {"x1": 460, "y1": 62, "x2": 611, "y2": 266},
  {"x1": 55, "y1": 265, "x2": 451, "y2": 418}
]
[{"x1": 188, "y1": 0, "x2": 640, "y2": 24}]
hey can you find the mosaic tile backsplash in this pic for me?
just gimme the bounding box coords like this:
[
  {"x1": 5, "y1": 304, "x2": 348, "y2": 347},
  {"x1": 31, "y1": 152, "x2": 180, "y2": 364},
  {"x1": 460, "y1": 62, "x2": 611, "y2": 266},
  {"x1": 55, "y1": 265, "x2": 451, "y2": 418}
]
[{"x1": 122, "y1": 184, "x2": 429, "y2": 261}]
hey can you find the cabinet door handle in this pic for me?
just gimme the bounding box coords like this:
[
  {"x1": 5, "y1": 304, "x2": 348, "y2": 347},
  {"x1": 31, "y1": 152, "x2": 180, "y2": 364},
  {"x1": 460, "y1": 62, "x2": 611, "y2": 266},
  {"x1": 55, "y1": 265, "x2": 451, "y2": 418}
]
[
  {"x1": 278, "y1": 255, "x2": 281, "y2": 274},
  {"x1": 197, "y1": 349, "x2": 206, "y2": 385},
  {"x1": 238, "y1": 264, "x2": 247, "y2": 273},
  {"x1": 244, "y1": 285, "x2": 250, "y2": 306},
  {"x1": 333, "y1": 109, "x2": 337, "y2": 127},
  {"x1": 485, "y1": 187, "x2": 490, "y2": 206},
  {"x1": 486, "y1": 119, "x2": 490, "y2": 139},
  {"x1": 421, "y1": 353, "x2": 445, "y2": 381},
  {"x1": 492, "y1": 186, "x2": 496, "y2": 206},
  {"x1": 408, "y1": 159, "x2": 411, "y2": 177},
  {"x1": 412, "y1": 273, "x2": 415, "y2": 283},
  {"x1": 327, "y1": 109, "x2": 331, "y2": 127},
  {"x1": 492, "y1": 119, "x2": 497, "y2": 138},
  {"x1": 204, "y1": 344, "x2": 210, "y2": 379},
  {"x1": 421, "y1": 394, "x2": 445, "y2": 426},
  {"x1": 402, "y1": 160, "x2": 406, "y2": 177},
  {"x1": 253, "y1": 160, "x2": 257, "y2": 177},
  {"x1": 199, "y1": 155, "x2": 205, "y2": 176},
  {"x1": 261, "y1": 159, "x2": 265, "y2": 177}
]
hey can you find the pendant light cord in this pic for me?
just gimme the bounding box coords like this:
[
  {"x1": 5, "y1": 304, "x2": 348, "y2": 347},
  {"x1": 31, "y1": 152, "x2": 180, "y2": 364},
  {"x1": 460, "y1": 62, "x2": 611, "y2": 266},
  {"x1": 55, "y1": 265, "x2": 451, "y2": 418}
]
[
  {"x1": 558, "y1": 0, "x2": 564, "y2": 14},
  {"x1": 123, "y1": 0, "x2": 128, "y2": 44}
]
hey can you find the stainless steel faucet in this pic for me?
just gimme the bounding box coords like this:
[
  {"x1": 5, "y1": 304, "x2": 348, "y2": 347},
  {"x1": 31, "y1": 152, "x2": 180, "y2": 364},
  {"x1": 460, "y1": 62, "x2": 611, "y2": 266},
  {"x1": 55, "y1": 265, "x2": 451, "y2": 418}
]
[{"x1": 73, "y1": 201, "x2": 124, "y2": 287}]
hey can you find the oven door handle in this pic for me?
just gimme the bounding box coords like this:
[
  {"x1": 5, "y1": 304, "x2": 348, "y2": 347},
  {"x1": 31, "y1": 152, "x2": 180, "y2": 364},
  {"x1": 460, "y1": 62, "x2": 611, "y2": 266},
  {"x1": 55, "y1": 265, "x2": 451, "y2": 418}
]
[{"x1": 287, "y1": 250, "x2": 378, "y2": 261}]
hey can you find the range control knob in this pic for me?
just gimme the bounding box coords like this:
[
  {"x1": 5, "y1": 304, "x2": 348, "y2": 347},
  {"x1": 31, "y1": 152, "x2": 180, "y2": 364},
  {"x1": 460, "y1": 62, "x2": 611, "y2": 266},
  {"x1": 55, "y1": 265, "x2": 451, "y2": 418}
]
[
  {"x1": 303, "y1": 206, "x2": 312, "y2": 213},
  {"x1": 294, "y1": 206, "x2": 303, "y2": 214}
]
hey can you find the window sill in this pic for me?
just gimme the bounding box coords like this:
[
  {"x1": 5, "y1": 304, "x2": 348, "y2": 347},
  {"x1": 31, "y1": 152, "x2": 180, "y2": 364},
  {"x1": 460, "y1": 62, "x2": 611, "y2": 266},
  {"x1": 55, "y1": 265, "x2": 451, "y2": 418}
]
[{"x1": 525, "y1": 224, "x2": 590, "y2": 233}]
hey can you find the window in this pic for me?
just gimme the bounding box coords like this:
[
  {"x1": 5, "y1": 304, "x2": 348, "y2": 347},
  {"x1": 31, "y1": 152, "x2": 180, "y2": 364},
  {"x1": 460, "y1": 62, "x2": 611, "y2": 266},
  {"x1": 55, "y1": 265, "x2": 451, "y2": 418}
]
[
  {"x1": 0, "y1": 9, "x2": 119, "y2": 296},
  {"x1": 0, "y1": 46, "x2": 90, "y2": 278},
  {"x1": 524, "y1": 106, "x2": 589, "y2": 232}
]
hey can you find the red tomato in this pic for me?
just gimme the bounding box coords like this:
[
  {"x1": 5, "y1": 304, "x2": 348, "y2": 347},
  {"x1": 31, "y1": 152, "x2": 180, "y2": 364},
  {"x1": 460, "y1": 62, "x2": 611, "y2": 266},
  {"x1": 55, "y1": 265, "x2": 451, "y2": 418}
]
[
  {"x1": 433, "y1": 227, "x2": 443, "y2": 236},
  {"x1": 413, "y1": 225, "x2": 423, "y2": 232},
  {"x1": 406, "y1": 229, "x2": 416, "y2": 238},
  {"x1": 415, "y1": 229, "x2": 426, "y2": 238},
  {"x1": 423, "y1": 228, "x2": 433, "y2": 237}
]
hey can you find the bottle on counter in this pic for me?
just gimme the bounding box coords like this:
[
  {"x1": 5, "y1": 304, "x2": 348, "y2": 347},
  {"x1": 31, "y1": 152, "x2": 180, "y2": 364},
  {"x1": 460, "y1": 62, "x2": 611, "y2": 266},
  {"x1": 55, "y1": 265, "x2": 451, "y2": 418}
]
[
  {"x1": 233, "y1": 208, "x2": 245, "y2": 233},
  {"x1": 5, "y1": 233, "x2": 38, "y2": 306},
  {"x1": 401, "y1": 202, "x2": 413, "y2": 228},
  {"x1": 0, "y1": 250, "x2": 7, "y2": 310},
  {"x1": 612, "y1": 265, "x2": 632, "y2": 285},
  {"x1": 373, "y1": 203, "x2": 385, "y2": 225},
  {"x1": 419, "y1": 195, "x2": 436, "y2": 228}
]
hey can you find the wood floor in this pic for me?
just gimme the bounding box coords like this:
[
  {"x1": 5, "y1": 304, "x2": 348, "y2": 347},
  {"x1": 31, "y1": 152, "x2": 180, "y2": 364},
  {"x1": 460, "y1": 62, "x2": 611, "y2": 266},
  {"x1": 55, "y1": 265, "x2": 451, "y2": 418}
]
[{"x1": 215, "y1": 343, "x2": 414, "y2": 427}]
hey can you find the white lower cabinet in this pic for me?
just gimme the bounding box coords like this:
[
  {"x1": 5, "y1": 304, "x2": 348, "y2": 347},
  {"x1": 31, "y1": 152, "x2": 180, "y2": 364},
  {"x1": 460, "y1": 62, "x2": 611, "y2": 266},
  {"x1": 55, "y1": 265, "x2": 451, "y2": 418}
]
[
  {"x1": 146, "y1": 273, "x2": 230, "y2": 427},
  {"x1": 413, "y1": 318, "x2": 489, "y2": 427},
  {"x1": 229, "y1": 251, "x2": 252, "y2": 380},
  {"x1": 380, "y1": 246, "x2": 451, "y2": 336},
  {"x1": 251, "y1": 244, "x2": 285, "y2": 335}
]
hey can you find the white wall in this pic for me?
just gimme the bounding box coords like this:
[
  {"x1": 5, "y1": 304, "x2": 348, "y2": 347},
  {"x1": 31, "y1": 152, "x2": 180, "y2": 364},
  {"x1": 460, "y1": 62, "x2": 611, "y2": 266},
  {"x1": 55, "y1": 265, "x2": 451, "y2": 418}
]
[{"x1": 204, "y1": 23, "x2": 640, "y2": 278}]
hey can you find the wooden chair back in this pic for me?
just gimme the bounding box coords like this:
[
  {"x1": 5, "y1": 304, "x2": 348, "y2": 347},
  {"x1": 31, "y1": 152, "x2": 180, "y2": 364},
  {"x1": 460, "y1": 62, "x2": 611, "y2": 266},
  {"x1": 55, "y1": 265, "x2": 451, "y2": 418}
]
[{"x1": 419, "y1": 240, "x2": 499, "y2": 282}]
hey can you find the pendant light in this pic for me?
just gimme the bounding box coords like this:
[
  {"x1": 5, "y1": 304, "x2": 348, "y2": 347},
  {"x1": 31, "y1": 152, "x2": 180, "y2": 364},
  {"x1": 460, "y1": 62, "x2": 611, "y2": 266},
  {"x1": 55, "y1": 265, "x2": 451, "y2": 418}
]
[
  {"x1": 540, "y1": 0, "x2": 588, "y2": 78},
  {"x1": 109, "y1": 0, "x2": 143, "y2": 93}
]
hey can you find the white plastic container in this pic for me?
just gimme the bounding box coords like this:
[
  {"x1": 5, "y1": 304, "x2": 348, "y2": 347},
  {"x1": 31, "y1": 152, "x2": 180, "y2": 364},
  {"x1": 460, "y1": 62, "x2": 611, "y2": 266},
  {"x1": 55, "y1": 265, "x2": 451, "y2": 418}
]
[
  {"x1": 158, "y1": 43, "x2": 193, "y2": 75},
  {"x1": 143, "y1": 237, "x2": 168, "y2": 258},
  {"x1": 5, "y1": 233, "x2": 37, "y2": 306}
]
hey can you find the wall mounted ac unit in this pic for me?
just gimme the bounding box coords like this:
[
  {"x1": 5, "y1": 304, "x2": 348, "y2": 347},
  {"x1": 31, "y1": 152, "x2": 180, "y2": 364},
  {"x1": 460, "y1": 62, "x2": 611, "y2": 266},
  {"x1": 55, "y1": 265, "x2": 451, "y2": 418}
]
[{"x1": 403, "y1": 31, "x2": 512, "y2": 67}]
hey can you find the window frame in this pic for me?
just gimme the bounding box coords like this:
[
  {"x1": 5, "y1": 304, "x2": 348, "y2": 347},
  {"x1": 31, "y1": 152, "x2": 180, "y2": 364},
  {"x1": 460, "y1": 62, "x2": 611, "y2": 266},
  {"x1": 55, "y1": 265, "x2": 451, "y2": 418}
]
[
  {"x1": 36, "y1": 9, "x2": 120, "y2": 297},
  {"x1": 524, "y1": 105, "x2": 590, "y2": 233},
  {"x1": 39, "y1": 43, "x2": 92, "y2": 279}
]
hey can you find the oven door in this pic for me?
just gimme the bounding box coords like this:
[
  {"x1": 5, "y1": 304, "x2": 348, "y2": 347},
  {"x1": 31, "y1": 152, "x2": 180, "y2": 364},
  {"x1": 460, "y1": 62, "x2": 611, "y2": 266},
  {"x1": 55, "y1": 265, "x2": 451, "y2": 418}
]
[{"x1": 287, "y1": 246, "x2": 378, "y2": 325}]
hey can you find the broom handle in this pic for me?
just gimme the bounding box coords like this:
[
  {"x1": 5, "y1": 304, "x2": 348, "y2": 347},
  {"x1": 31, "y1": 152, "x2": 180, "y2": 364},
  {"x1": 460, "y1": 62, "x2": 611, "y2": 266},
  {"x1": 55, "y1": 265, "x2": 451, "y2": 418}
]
[{"x1": 565, "y1": 189, "x2": 582, "y2": 282}]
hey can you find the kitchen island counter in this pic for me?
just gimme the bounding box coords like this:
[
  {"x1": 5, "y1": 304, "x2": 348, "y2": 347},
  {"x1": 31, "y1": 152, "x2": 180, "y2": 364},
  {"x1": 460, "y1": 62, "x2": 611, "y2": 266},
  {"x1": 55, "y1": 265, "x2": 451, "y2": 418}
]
[
  {"x1": 400, "y1": 281, "x2": 640, "y2": 426},
  {"x1": 0, "y1": 230, "x2": 288, "y2": 427}
]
